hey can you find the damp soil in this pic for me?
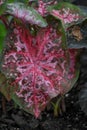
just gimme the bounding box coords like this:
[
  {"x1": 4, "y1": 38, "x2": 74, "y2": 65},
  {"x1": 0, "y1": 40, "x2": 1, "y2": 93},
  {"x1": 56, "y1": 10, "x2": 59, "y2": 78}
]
[{"x1": 0, "y1": 49, "x2": 87, "y2": 130}]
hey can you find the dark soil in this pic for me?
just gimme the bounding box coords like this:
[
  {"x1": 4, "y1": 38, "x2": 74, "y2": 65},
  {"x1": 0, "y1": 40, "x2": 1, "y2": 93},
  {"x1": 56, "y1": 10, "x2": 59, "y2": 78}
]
[{"x1": 0, "y1": 50, "x2": 87, "y2": 130}]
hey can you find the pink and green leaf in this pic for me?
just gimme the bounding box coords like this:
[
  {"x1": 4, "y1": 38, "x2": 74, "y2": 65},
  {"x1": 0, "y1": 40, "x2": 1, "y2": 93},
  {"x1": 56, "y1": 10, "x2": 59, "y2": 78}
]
[
  {"x1": 47, "y1": 2, "x2": 87, "y2": 29},
  {"x1": 6, "y1": 2, "x2": 48, "y2": 27},
  {"x1": 0, "y1": 20, "x2": 79, "y2": 117}
]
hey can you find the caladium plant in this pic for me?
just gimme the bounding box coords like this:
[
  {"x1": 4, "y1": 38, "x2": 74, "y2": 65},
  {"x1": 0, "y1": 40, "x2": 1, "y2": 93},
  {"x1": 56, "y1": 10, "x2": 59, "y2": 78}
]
[{"x1": 0, "y1": 0, "x2": 87, "y2": 118}]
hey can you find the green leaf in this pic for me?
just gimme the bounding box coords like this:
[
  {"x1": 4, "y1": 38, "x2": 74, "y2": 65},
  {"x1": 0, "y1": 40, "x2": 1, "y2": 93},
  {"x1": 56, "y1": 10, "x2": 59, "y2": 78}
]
[
  {"x1": 7, "y1": 0, "x2": 17, "y2": 2},
  {"x1": 6, "y1": 2, "x2": 48, "y2": 27},
  {"x1": 0, "y1": 22, "x2": 7, "y2": 53},
  {"x1": 51, "y1": 97, "x2": 62, "y2": 117},
  {"x1": 7, "y1": 0, "x2": 28, "y2": 3},
  {"x1": 0, "y1": 2, "x2": 7, "y2": 15},
  {"x1": 57, "y1": 20, "x2": 67, "y2": 49},
  {"x1": 0, "y1": 72, "x2": 12, "y2": 101},
  {"x1": 47, "y1": 2, "x2": 87, "y2": 30}
]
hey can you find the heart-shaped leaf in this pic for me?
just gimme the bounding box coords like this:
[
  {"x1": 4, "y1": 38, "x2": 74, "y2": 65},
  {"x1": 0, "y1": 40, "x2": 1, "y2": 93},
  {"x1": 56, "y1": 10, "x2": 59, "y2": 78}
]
[
  {"x1": 0, "y1": 20, "x2": 79, "y2": 118},
  {"x1": 6, "y1": 2, "x2": 48, "y2": 27}
]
